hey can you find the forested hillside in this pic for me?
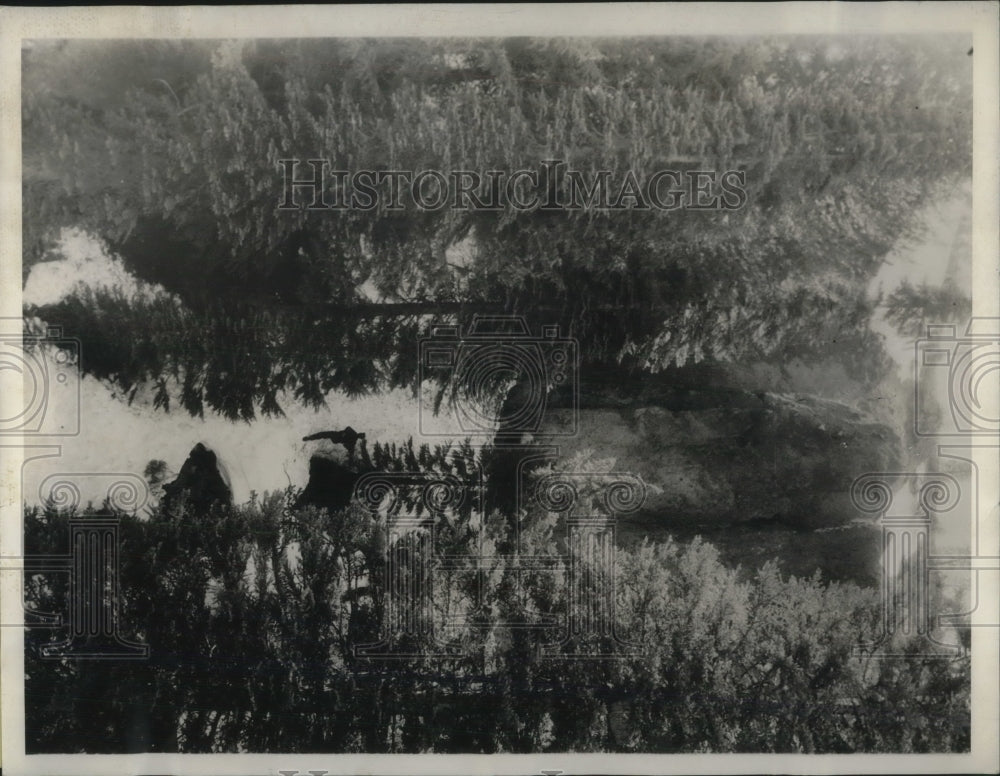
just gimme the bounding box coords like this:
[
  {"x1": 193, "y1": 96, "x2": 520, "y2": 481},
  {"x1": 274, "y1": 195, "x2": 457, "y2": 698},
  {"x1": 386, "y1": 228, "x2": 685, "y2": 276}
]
[{"x1": 21, "y1": 36, "x2": 973, "y2": 754}]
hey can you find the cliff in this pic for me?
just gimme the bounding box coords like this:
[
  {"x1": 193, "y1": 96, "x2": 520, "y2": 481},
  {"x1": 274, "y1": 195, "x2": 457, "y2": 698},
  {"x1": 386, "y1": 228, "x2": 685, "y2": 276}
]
[{"x1": 521, "y1": 376, "x2": 901, "y2": 584}]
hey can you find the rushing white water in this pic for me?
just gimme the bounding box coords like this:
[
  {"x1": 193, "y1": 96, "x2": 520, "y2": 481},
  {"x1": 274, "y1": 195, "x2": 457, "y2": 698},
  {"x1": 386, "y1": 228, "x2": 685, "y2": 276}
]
[
  {"x1": 19, "y1": 231, "x2": 475, "y2": 509},
  {"x1": 18, "y1": 186, "x2": 972, "y2": 517}
]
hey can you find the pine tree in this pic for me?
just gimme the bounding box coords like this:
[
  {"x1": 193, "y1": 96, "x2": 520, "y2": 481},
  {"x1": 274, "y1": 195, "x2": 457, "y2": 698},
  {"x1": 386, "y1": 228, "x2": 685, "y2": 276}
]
[{"x1": 23, "y1": 37, "x2": 971, "y2": 418}]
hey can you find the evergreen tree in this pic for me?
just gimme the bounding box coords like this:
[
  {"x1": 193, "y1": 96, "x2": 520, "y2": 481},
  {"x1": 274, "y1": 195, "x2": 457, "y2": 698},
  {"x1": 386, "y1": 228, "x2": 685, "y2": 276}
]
[{"x1": 23, "y1": 36, "x2": 971, "y2": 419}]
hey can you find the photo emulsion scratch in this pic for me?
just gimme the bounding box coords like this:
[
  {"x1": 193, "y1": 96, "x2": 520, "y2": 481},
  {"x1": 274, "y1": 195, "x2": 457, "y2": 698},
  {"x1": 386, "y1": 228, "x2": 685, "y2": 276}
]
[{"x1": 0, "y1": 5, "x2": 997, "y2": 776}]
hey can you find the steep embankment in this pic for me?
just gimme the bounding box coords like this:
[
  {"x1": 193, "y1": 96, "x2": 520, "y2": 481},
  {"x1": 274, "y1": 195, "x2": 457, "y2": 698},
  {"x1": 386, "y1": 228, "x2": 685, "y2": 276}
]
[{"x1": 521, "y1": 372, "x2": 901, "y2": 585}]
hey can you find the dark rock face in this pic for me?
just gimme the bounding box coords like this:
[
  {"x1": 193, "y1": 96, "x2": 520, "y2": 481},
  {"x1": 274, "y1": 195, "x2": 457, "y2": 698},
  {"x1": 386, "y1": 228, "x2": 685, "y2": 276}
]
[
  {"x1": 296, "y1": 430, "x2": 373, "y2": 514},
  {"x1": 524, "y1": 383, "x2": 901, "y2": 585},
  {"x1": 162, "y1": 443, "x2": 232, "y2": 514},
  {"x1": 295, "y1": 455, "x2": 361, "y2": 514},
  {"x1": 532, "y1": 391, "x2": 899, "y2": 529}
]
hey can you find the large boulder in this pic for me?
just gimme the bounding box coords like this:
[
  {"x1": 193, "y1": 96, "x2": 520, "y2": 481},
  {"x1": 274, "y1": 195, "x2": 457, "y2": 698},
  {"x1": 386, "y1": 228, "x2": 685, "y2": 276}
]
[
  {"x1": 295, "y1": 454, "x2": 361, "y2": 513},
  {"x1": 296, "y1": 432, "x2": 371, "y2": 513},
  {"x1": 162, "y1": 443, "x2": 232, "y2": 514}
]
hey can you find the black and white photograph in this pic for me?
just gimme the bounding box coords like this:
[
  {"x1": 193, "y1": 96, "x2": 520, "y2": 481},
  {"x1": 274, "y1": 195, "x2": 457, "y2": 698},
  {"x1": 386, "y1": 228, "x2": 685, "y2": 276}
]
[{"x1": 1, "y1": 4, "x2": 998, "y2": 775}]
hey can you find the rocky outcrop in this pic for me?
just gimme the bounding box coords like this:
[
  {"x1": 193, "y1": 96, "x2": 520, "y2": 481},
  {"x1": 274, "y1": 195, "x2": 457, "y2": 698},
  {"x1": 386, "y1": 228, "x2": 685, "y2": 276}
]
[
  {"x1": 530, "y1": 388, "x2": 898, "y2": 529},
  {"x1": 295, "y1": 455, "x2": 362, "y2": 514},
  {"x1": 518, "y1": 378, "x2": 901, "y2": 584},
  {"x1": 162, "y1": 443, "x2": 232, "y2": 513},
  {"x1": 296, "y1": 432, "x2": 371, "y2": 513}
]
